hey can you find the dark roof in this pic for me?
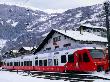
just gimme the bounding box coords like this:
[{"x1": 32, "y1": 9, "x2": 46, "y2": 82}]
[{"x1": 34, "y1": 29, "x2": 55, "y2": 54}]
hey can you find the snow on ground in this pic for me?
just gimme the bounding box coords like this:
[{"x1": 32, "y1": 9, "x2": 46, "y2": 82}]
[
  {"x1": 0, "y1": 67, "x2": 110, "y2": 82},
  {"x1": 0, "y1": 39, "x2": 7, "y2": 48},
  {"x1": 0, "y1": 70, "x2": 69, "y2": 82},
  {"x1": 11, "y1": 21, "x2": 18, "y2": 27},
  {"x1": 0, "y1": 70, "x2": 110, "y2": 82}
]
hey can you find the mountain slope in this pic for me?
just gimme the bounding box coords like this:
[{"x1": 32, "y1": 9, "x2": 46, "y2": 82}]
[
  {"x1": 31, "y1": 4, "x2": 105, "y2": 32},
  {"x1": 0, "y1": 4, "x2": 106, "y2": 53}
]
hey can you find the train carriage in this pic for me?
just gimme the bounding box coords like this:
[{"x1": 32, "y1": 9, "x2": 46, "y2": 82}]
[{"x1": 2, "y1": 47, "x2": 109, "y2": 72}]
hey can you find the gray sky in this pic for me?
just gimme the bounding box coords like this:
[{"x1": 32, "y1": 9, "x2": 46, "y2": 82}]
[{"x1": 0, "y1": 0, "x2": 106, "y2": 13}]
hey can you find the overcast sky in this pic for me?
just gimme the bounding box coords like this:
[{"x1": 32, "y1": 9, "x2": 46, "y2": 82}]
[{"x1": 0, "y1": 0, "x2": 107, "y2": 13}]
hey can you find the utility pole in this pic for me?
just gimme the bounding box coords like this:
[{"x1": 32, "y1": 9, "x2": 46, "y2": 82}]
[{"x1": 104, "y1": 1, "x2": 110, "y2": 70}]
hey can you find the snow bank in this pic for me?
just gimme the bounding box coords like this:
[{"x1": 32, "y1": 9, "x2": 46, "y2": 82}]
[{"x1": 0, "y1": 71, "x2": 69, "y2": 82}]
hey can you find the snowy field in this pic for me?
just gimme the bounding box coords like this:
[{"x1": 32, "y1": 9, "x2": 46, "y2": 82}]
[
  {"x1": 0, "y1": 70, "x2": 69, "y2": 82},
  {"x1": 0, "y1": 69, "x2": 110, "y2": 82}
]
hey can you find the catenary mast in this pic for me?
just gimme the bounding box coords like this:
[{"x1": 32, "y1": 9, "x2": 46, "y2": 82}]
[{"x1": 104, "y1": 1, "x2": 110, "y2": 70}]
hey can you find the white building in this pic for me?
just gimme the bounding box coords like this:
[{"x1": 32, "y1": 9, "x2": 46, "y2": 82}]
[
  {"x1": 79, "y1": 24, "x2": 107, "y2": 37},
  {"x1": 34, "y1": 29, "x2": 107, "y2": 54}
]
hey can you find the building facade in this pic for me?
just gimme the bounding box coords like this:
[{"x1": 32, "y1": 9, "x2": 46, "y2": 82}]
[
  {"x1": 34, "y1": 29, "x2": 107, "y2": 54},
  {"x1": 79, "y1": 24, "x2": 107, "y2": 37}
]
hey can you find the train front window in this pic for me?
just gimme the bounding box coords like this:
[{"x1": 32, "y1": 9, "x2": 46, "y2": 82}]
[
  {"x1": 68, "y1": 54, "x2": 74, "y2": 62},
  {"x1": 89, "y1": 49, "x2": 104, "y2": 58}
]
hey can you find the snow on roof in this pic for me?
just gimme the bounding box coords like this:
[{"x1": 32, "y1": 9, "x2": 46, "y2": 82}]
[
  {"x1": 81, "y1": 24, "x2": 107, "y2": 30},
  {"x1": 42, "y1": 32, "x2": 49, "y2": 37},
  {"x1": 23, "y1": 47, "x2": 34, "y2": 50},
  {"x1": 12, "y1": 50, "x2": 19, "y2": 53},
  {"x1": 54, "y1": 29, "x2": 107, "y2": 42}
]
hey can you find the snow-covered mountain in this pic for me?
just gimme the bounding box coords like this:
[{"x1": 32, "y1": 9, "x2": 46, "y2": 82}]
[
  {"x1": 31, "y1": 4, "x2": 105, "y2": 32},
  {"x1": 0, "y1": 4, "x2": 106, "y2": 53}
]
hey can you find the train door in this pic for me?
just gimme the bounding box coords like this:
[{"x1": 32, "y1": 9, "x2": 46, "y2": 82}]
[
  {"x1": 64, "y1": 52, "x2": 79, "y2": 72},
  {"x1": 77, "y1": 49, "x2": 92, "y2": 71},
  {"x1": 74, "y1": 50, "x2": 81, "y2": 71}
]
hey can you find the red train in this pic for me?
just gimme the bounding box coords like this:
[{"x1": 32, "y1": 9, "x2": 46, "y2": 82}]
[{"x1": 1, "y1": 47, "x2": 109, "y2": 72}]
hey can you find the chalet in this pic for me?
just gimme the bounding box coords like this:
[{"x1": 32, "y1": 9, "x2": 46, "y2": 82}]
[
  {"x1": 79, "y1": 24, "x2": 107, "y2": 37},
  {"x1": 34, "y1": 29, "x2": 107, "y2": 54},
  {"x1": 18, "y1": 47, "x2": 34, "y2": 55}
]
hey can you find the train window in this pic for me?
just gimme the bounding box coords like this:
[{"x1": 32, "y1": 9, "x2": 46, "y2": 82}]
[
  {"x1": 27, "y1": 61, "x2": 30, "y2": 66},
  {"x1": 24, "y1": 61, "x2": 27, "y2": 66},
  {"x1": 10, "y1": 62, "x2": 13, "y2": 66},
  {"x1": 19, "y1": 62, "x2": 20, "y2": 66},
  {"x1": 61, "y1": 55, "x2": 66, "y2": 63},
  {"x1": 83, "y1": 53, "x2": 90, "y2": 62},
  {"x1": 39, "y1": 60, "x2": 43, "y2": 66},
  {"x1": 29, "y1": 61, "x2": 32, "y2": 66},
  {"x1": 14, "y1": 62, "x2": 15, "y2": 66},
  {"x1": 48, "y1": 59, "x2": 53, "y2": 66},
  {"x1": 16, "y1": 62, "x2": 19, "y2": 66},
  {"x1": 44, "y1": 60, "x2": 47, "y2": 66},
  {"x1": 35, "y1": 60, "x2": 38, "y2": 66},
  {"x1": 54, "y1": 59, "x2": 56, "y2": 66},
  {"x1": 68, "y1": 55, "x2": 74, "y2": 62},
  {"x1": 7, "y1": 63, "x2": 9, "y2": 66},
  {"x1": 21, "y1": 62, "x2": 23, "y2": 66},
  {"x1": 54, "y1": 59, "x2": 58, "y2": 66},
  {"x1": 14, "y1": 62, "x2": 17, "y2": 66},
  {"x1": 89, "y1": 49, "x2": 104, "y2": 58},
  {"x1": 57, "y1": 59, "x2": 58, "y2": 65},
  {"x1": 27, "y1": 61, "x2": 29, "y2": 66}
]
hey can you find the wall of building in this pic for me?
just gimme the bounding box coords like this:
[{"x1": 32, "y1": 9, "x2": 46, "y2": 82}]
[{"x1": 39, "y1": 32, "x2": 106, "y2": 53}]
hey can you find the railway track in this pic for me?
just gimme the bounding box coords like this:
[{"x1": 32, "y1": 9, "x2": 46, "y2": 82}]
[{"x1": 2, "y1": 69, "x2": 110, "y2": 82}]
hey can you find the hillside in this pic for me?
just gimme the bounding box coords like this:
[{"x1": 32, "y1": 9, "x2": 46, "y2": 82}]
[{"x1": 0, "y1": 4, "x2": 106, "y2": 53}]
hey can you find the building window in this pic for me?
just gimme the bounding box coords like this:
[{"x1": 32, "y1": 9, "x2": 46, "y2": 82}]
[
  {"x1": 58, "y1": 36, "x2": 61, "y2": 41},
  {"x1": 53, "y1": 36, "x2": 61, "y2": 42},
  {"x1": 61, "y1": 55, "x2": 66, "y2": 63},
  {"x1": 63, "y1": 43, "x2": 71, "y2": 47},
  {"x1": 55, "y1": 46, "x2": 59, "y2": 49},
  {"x1": 64, "y1": 36, "x2": 67, "y2": 39},
  {"x1": 46, "y1": 47, "x2": 51, "y2": 50}
]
